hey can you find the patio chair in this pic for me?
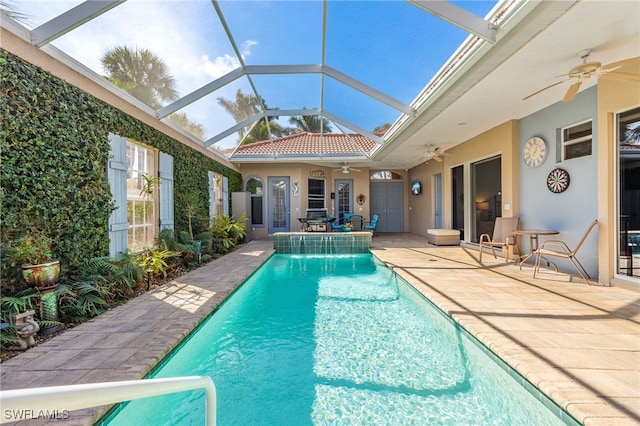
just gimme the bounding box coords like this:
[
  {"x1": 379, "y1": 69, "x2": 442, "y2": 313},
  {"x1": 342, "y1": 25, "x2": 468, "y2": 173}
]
[
  {"x1": 479, "y1": 217, "x2": 520, "y2": 264},
  {"x1": 349, "y1": 215, "x2": 363, "y2": 231},
  {"x1": 533, "y1": 220, "x2": 598, "y2": 284},
  {"x1": 363, "y1": 214, "x2": 380, "y2": 236},
  {"x1": 327, "y1": 215, "x2": 345, "y2": 232}
]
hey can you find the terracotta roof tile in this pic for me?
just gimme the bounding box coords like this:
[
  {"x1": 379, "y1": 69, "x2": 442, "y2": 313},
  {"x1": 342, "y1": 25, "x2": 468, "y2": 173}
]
[{"x1": 231, "y1": 132, "x2": 378, "y2": 157}]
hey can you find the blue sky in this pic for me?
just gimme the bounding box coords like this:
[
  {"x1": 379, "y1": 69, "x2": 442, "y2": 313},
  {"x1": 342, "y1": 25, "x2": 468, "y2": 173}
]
[{"x1": 14, "y1": 0, "x2": 497, "y2": 148}]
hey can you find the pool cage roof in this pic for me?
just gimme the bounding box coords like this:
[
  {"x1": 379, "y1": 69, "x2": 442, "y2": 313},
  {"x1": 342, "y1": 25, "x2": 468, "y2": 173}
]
[
  {"x1": 3, "y1": 1, "x2": 639, "y2": 169},
  {"x1": 3, "y1": 1, "x2": 505, "y2": 161}
]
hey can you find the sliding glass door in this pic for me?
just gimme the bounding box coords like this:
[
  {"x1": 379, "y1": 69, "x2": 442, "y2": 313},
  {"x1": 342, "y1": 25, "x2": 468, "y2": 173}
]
[
  {"x1": 471, "y1": 156, "x2": 502, "y2": 243},
  {"x1": 617, "y1": 106, "x2": 640, "y2": 279}
]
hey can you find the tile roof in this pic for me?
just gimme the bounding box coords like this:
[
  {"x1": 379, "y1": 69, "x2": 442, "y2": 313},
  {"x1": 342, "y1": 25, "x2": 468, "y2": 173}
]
[{"x1": 231, "y1": 132, "x2": 379, "y2": 158}]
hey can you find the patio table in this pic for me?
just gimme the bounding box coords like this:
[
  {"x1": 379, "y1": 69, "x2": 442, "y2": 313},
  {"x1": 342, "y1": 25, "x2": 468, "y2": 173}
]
[{"x1": 512, "y1": 229, "x2": 559, "y2": 269}]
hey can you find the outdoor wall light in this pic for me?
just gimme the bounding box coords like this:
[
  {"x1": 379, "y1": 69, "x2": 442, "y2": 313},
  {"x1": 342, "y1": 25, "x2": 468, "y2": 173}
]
[{"x1": 356, "y1": 194, "x2": 366, "y2": 205}]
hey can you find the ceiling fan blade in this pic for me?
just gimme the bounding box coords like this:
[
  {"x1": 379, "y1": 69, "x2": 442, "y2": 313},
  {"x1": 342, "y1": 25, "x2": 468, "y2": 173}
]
[
  {"x1": 599, "y1": 57, "x2": 640, "y2": 71},
  {"x1": 600, "y1": 71, "x2": 640, "y2": 82},
  {"x1": 599, "y1": 64, "x2": 621, "y2": 73},
  {"x1": 562, "y1": 81, "x2": 582, "y2": 102},
  {"x1": 350, "y1": 168, "x2": 362, "y2": 172},
  {"x1": 522, "y1": 80, "x2": 565, "y2": 101},
  {"x1": 432, "y1": 155, "x2": 443, "y2": 162}
]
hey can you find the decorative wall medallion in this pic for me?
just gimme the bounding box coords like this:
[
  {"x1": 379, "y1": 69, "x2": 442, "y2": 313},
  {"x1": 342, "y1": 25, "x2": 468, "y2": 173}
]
[
  {"x1": 523, "y1": 136, "x2": 548, "y2": 167},
  {"x1": 547, "y1": 168, "x2": 570, "y2": 193}
]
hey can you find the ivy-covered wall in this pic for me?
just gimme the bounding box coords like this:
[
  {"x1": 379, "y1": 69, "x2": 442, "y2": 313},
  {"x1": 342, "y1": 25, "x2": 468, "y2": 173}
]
[{"x1": 0, "y1": 50, "x2": 241, "y2": 280}]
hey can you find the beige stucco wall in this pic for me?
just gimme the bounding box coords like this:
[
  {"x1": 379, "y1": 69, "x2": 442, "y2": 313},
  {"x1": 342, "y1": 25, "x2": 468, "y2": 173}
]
[
  {"x1": 237, "y1": 163, "x2": 382, "y2": 239},
  {"x1": 408, "y1": 120, "x2": 520, "y2": 238},
  {"x1": 597, "y1": 57, "x2": 640, "y2": 289}
]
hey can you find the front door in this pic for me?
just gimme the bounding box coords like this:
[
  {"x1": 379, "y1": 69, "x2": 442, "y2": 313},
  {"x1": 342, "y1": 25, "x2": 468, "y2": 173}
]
[
  {"x1": 334, "y1": 179, "x2": 353, "y2": 224},
  {"x1": 268, "y1": 176, "x2": 289, "y2": 234}
]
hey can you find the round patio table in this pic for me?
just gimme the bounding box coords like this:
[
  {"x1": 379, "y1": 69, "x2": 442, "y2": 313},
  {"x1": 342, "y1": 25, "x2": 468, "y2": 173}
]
[{"x1": 511, "y1": 229, "x2": 559, "y2": 269}]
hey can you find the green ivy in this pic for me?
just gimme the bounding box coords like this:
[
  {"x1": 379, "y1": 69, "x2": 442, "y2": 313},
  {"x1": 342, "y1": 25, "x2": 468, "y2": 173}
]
[{"x1": 0, "y1": 50, "x2": 241, "y2": 294}]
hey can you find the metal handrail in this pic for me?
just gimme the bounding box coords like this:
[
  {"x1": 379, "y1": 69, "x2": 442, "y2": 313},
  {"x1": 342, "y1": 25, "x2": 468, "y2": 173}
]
[{"x1": 0, "y1": 376, "x2": 216, "y2": 425}]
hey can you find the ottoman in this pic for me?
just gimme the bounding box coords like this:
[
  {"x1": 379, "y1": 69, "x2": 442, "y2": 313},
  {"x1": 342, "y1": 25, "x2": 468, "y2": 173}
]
[{"x1": 427, "y1": 229, "x2": 460, "y2": 246}]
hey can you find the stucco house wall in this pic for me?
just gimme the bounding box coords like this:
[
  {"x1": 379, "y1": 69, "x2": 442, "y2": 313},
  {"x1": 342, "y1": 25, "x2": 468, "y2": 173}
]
[
  {"x1": 237, "y1": 163, "x2": 375, "y2": 240},
  {"x1": 519, "y1": 87, "x2": 599, "y2": 278},
  {"x1": 408, "y1": 121, "x2": 520, "y2": 237}
]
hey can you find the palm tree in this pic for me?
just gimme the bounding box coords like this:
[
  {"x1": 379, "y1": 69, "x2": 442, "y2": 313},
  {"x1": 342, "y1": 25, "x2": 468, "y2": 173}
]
[
  {"x1": 101, "y1": 46, "x2": 178, "y2": 109},
  {"x1": 242, "y1": 122, "x2": 285, "y2": 145},
  {"x1": 289, "y1": 109, "x2": 332, "y2": 133},
  {"x1": 374, "y1": 123, "x2": 392, "y2": 133},
  {"x1": 167, "y1": 112, "x2": 204, "y2": 140},
  {"x1": 217, "y1": 89, "x2": 281, "y2": 142},
  {"x1": 217, "y1": 90, "x2": 260, "y2": 123}
]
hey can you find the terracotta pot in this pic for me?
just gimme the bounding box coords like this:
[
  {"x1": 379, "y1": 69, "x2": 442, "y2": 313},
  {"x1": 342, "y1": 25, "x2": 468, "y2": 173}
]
[{"x1": 21, "y1": 260, "x2": 60, "y2": 289}]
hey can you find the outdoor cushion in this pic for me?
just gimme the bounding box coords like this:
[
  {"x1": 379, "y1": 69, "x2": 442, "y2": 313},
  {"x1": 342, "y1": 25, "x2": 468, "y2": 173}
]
[{"x1": 427, "y1": 229, "x2": 460, "y2": 246}]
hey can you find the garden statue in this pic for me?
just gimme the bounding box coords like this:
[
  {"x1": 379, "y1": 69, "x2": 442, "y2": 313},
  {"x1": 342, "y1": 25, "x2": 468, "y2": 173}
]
[{"x1": 10, "y1": 310, "x2": 40, "y2": 351}]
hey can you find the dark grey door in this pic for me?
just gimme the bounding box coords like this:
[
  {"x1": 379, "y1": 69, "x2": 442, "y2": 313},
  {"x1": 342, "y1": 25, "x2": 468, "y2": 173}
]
[{"x1": 370, "y1": 182, "x2": 403, "y2": 232}]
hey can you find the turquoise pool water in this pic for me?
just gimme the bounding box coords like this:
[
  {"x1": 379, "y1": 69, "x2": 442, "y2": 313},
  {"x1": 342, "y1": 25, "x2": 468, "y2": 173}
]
[{"x1": 105, "y1": 254, "x2": 573, "y2": 425}]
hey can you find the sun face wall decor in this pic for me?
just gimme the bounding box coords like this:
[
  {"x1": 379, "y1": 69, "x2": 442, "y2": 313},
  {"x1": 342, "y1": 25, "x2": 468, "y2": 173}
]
[{"x1": 523, "y1": 136, "x2": 548, "y2": 167}]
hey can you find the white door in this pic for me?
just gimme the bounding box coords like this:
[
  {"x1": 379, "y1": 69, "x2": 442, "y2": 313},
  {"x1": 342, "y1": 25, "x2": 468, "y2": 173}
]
[{"x1": 268, "y1": 177, "x2": 290, "y2": 234}]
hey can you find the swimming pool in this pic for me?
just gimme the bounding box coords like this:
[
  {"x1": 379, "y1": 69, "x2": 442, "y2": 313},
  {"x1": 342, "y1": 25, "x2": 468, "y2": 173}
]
[{"x1": 104, "y1": 253, "x2": 576, "y2": 425}]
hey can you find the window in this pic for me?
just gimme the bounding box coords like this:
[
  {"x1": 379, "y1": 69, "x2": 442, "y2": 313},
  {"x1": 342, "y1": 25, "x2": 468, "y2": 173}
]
[
  {"x1": 371, "y1": 171, "x2": 402, "y2": 180},
  {"x1": 562, "y1": 120, "x2": 592, "y2": 160},
  {"x1": 308, "y1": 178, "x2": 325, "y2": 209},
  {"x1": 246, "y1": 177, "x2": 264, "y2": 226},
  {"x1": 126, "y1": 142, "x2": 157, "y2": 252}
]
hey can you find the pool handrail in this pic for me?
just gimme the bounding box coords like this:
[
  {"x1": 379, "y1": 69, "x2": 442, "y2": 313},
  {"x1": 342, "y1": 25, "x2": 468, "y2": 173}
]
[{"x1": 0, "y1": 375, "x2": 216, "y2": 425}]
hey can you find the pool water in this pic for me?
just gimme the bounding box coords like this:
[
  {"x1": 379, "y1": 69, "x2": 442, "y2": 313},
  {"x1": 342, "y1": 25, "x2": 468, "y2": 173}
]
[{"x1": 105, "y1": 254, "x2": 572, "y2": 425}]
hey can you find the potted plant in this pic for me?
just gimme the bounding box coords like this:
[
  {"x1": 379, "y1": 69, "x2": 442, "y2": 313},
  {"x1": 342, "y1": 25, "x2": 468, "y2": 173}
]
[
  {"x1": 7, "y1": 232, "x2": 60, "y2": 290},
  {"x1": 139, "y1": 174, "x2": 160, "y2": 198}
]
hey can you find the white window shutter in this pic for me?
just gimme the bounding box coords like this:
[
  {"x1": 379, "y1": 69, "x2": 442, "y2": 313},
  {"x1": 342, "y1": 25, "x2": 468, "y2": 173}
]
[
  {"x1": 107, "y1": 134, "x2": 129, "y2": 258},
  {"x1": 223, "y1": 176, "x2": 229, "y2": 216},
  {"x1": 208, "y1": 171, "x2": 215, "y2": 224},
  {"x1": 159, "y1": 152, "x2": 174, "y2": 230}
]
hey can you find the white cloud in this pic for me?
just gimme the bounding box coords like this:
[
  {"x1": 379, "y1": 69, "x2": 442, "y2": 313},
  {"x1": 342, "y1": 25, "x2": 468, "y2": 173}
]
[
  {"x1": 15, "y1": 1, "x2": 262, "y2": 141},
  {"x1": 241, "y1": 40, "x2": 258, "y2": 59},
  {"x1": 196, "y1": 54, "x2": 240, "y2": 79}
]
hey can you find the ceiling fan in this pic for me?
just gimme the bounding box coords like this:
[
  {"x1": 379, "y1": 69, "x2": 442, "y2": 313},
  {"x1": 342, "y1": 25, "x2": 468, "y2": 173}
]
[
  {"x1": 333, "y1": 163, "x2": 361, "y2": 174},
  {"x1": 523, "y1": 48, "x2": 628, "y2": 103},
  {"x1": 424, "y1": 145, "x2": 447, "y2": 162}
]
